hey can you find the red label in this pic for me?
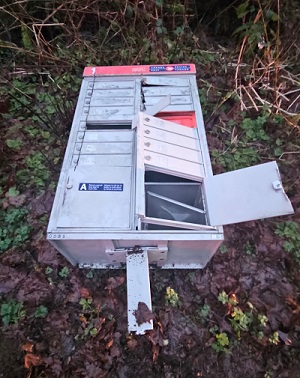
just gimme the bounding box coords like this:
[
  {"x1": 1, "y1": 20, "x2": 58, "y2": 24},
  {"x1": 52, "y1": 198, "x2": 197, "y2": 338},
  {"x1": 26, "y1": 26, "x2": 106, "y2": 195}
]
[{"x1": 83, "y1": 64, "x2": 196, "y2": 76}]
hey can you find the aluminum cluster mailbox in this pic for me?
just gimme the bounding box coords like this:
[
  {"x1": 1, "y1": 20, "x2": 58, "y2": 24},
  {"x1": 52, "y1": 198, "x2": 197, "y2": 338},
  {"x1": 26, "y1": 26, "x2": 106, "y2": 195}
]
[{"x1": 47, "y1": 64, "x2": 294, "y2": 333}]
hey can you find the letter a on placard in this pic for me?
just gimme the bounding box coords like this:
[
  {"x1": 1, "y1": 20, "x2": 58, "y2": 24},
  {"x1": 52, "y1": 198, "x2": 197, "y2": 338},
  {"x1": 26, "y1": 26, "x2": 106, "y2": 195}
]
[{"x1": 79, "y1": 183, "x2": 87, "y2": 191}]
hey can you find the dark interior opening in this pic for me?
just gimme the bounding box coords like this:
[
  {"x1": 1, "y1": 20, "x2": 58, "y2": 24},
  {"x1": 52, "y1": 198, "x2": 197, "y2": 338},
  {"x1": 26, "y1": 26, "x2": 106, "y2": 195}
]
[
  {"x1": 143, "y1": 171, "x2": 207, "y2": 230},
  {"x1": 86, "y1": 123, "x2": 131, "y2": 130},
  {"x1": 145, "y1": 171, "x2": 195, "y2": 183}
]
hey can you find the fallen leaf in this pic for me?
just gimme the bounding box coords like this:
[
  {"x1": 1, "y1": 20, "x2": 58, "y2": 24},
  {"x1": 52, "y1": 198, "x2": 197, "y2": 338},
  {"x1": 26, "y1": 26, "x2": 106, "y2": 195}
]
[
  {"x1": 80, "y1": 287, "x2": 91, "y2": 298},
  {"x1": 21, "y1": 343, "x2": 34, "y2": 353},
  {"x1": 133, "y1": 302, "x2": 155, "y2": 326},
  {"x1": 106, "y1": 339, "x2": 114, "y2": 349},
  {"x1": 105, "y1": 276, "x2": 125, "y2": 291},
  {"x1": 24, "y1": 354, "x2": 43, "y2": 369}
]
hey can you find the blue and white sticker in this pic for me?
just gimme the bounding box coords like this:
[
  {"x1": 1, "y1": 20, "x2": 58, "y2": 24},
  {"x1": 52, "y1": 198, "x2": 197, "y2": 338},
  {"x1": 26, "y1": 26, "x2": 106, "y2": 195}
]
[
  {"x1": 149, "y1": 65, "x2": 191, "y2": 72},
  {"x1": 79, "y1": 183, "x2": 123, "y2": 191}
]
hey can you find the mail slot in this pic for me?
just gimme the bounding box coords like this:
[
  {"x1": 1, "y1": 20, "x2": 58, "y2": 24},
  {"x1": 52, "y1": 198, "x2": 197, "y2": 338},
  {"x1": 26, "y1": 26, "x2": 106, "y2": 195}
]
[{"x1": 47, "y1": 64, "x2": 294, "y2": 334}]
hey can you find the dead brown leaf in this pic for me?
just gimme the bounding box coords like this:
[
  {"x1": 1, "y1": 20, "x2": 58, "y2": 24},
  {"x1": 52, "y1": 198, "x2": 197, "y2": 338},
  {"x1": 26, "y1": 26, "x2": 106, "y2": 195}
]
[
  {"x1": 24, "y1": 353, "x2": 43, "y2": 369},
  {"x1": 21, "y1": 343, "x2": 34, "y2": 353},
  {"x1": 133, "y1": 302, "x2": 155, "y2": 326},
  {"x1": 105, "y1": 276, "x2": 125, "y2": 291}
]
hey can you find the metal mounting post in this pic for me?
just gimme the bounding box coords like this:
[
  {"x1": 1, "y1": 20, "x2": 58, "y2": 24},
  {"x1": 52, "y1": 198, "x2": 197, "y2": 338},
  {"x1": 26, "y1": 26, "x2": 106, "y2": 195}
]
[{"x1": 126, "y1": 247, "x2": 153, "y2": 334}]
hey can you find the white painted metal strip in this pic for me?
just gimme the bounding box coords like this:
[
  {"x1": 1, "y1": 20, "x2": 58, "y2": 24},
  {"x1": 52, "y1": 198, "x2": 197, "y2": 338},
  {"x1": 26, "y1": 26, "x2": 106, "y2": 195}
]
[
  {"x1": 126, "y1": 251, "x2": 153, "y2": 334},
  {"x1": 144, "y1": 139, "x2": 201, "y2": 162},
  {"x1": 147, "y1": 191, "x2": 205, "y2": 214},
  {"x1": 144, "y1": 150, "x2": 205, "y2": 180},
  {"x1": 145, "y1": 95, "x2": 171, "y2": 116},
  {"x1": 143, "y1": 113, "x2": 196, "y2": 138},
  {"x1": 142, "y1": 76, "x2": 189, "y2": 86},
  {"x1": 140, "y1": 216, "x2": 217, "y2": 230}
]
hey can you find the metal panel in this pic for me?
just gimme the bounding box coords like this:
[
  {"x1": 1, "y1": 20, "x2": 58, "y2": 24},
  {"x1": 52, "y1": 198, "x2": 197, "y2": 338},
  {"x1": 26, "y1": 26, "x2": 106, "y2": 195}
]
[
  {"x1": 78, "y1": 131, "x2": 133, "y2": 143},
  {"x1": 88, "y1": 81, "x2": 135, "y2": 90},
  {"x1": 145, "y1": 104, "x2": 194, "y2": 112},
  {"x1": 143, "y1": 113, "x2": 197, "y2": 137},
  {"x1": 143, "y1": 87, "x2": 191, "y2": 96},
  {"x1": 88, "y1": 97, "x2": 134, "y2": 107},
  {"x1": 138, "y1": 112, "x2": 204, "y2": 180},
  {"x1": 89, "y1": 89, "x2": 135, "y2": 97},
  {"x1": 74, "y1": 142, "x2": 132, "y2": 155},
  {"x1": 57, "y1": 165, "x2": 132, "y2": 229},
  {"x1": 143, "y1": 127, "x2": 199, "y2": 149},
  {"x1": 73, "y1": 155, "x2": 132, "y2": 167},
  {"x1": 142, "y1": 76, "x2": 189, "y2": 86},
  {"x1": 205, "y1": 161, "x2": 294, "y2": 226},
  {"x1": 126, "y1": 251, "x2": 153, "y2": 334},
  {"x1": 145, "y1": 95, "x2": 192, "y2": 105}
]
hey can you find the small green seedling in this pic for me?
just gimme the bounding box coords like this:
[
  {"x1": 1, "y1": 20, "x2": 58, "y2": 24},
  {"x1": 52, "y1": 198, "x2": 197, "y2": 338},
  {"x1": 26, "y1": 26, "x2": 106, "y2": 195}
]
[
  {"x1": 34, "y1": 305, "x2": 48, "y2": 318},
  {"x1": 1, "y1": 299, "x2": 26, "y2": 325},
  {"x1": 59, "y1": 267, "x2": 70, "y2": 278},
  {"x1": 269, "y1": 331, "x2": 279, "y2": 345},
  {"x1": 165, "y1": 286, "x2": 180, "y2": 307}
]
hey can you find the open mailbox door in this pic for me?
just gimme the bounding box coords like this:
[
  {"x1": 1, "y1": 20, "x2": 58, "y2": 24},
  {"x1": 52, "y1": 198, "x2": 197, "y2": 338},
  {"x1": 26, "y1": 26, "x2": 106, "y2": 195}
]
[
  {"x1": 204, "y1": 161, "x2": 294, "y2": 226},
  {"x1": 136, "y1": 112, "x2": 215, "y2": 230}
]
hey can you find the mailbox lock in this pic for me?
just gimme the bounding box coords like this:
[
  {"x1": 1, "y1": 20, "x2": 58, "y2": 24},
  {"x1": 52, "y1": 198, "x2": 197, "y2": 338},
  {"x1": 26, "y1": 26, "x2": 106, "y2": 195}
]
[
  {"x1": 76, "y1": 146, "x2": 81, "y2": 151},
  {"x1": 145, "y1": 155, "x2": 151, "y2": 161},
  {"x1": 145, "y1": 129, "x2": 150, "y2": 134},
  {"x1": 66, "y1": 183, "x2": 73, "y2": 189},
  {"x1": 145, "y1": 142, "x2": 151, "y2": 147},
  {"x1": 272, "y1": 180, "x2": 282, "y2": 190},
  {"x1": 145, "y1": 117, "x2": 150, "y2": 122},
  {"x1": 78, "y1": 135, "x2": 84, "y2": 140}
]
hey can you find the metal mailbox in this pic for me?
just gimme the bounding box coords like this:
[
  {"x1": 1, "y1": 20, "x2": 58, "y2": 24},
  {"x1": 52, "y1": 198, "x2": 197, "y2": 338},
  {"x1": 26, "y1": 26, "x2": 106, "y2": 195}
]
[{"x1": 47, "y1": 64, "x2": 294, "y2": 333}]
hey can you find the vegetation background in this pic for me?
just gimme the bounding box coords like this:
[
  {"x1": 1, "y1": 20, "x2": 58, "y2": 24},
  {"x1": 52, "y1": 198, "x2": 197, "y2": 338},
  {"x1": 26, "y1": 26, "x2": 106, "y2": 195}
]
[{"x1": 0, "y1": 1, "x2": 299, "y2": 377}]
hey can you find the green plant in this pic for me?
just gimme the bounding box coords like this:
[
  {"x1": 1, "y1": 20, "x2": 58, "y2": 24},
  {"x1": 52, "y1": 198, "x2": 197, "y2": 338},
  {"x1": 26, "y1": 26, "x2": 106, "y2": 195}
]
[
  {"x1": 244, "y1": 241, "x2": 255, "y2": 256},
  {"x1": 45, "y1": 267, "x2": 53, "y2": 275},
  {"x1": 5, "y1": 138, "x2": 23, "y2": 150},
  {"x1": 210, "y1": 325, "x2": 230, "y2": 353},
  {"x1": 58, "y1": 267, "x2": 70, "y2": 278},
  {"x1": 1, "y1": 299, "x2": 26, "y2": 325},
  {"x1": 34, "y1": 305, "x2": 48, "y2": 318},
  {"x1": 218, "y1": 291, "x2": 229, "y2": 305},
  {"x1": 275, "y1": 222, "x2": 300, "y2": 263},
  {"x1": 230, "y1": 307, "x2": 253, "y2": 339},
  {"x1": 197, "y1": 304, "x2": 211, "y2": 323},
  {"x1": 76, "y1": 297, "x2": 102, "y2": 339},
  {"x1": 0, "y1": 207, "x2": 31, "y2": 252},
  {"x1": 86, "y1": 271, "x2": 94, "y2": 279},
  {"x1": 269, "y1": 331, "x2": 279, "y2": 345},
  {"x1": 219, "y1": 245, "x2": 228, "y2": 254},
  {"x1": 165, "y1": 286, "x2": 180, "y2": 307}
]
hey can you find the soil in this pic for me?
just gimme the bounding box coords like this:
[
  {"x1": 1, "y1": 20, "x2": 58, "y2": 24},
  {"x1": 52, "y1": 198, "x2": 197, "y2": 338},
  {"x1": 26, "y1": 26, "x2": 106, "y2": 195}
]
[{"x1": 1, "y1": 54, "x2": 300, "y2": 378}]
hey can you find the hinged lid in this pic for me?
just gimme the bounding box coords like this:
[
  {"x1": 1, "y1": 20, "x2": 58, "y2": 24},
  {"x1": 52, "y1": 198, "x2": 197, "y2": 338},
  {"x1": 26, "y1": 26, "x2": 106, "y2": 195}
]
[{"x1": 205, "y1": 161, "x2": 294, "y2": 226}]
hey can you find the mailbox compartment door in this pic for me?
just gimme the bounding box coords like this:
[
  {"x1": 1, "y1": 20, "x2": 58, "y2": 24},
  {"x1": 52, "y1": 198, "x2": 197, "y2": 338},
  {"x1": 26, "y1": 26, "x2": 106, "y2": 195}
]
[
  {"x1": 57, "y1": 164, "x2": 132, "y2": 229},
  {"x1": 204, "y1": 161, "x2": 294, "y2": 226}
]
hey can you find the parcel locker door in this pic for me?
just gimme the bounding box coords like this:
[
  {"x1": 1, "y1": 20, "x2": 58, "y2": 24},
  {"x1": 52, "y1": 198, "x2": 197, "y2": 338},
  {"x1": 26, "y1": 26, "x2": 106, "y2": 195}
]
[
  {"x1": 204, "y1": 161, "x2": 294, "y2": 226},
  {"x1": 57, "y1": 164, "x2": 132, "y2": 229}
]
